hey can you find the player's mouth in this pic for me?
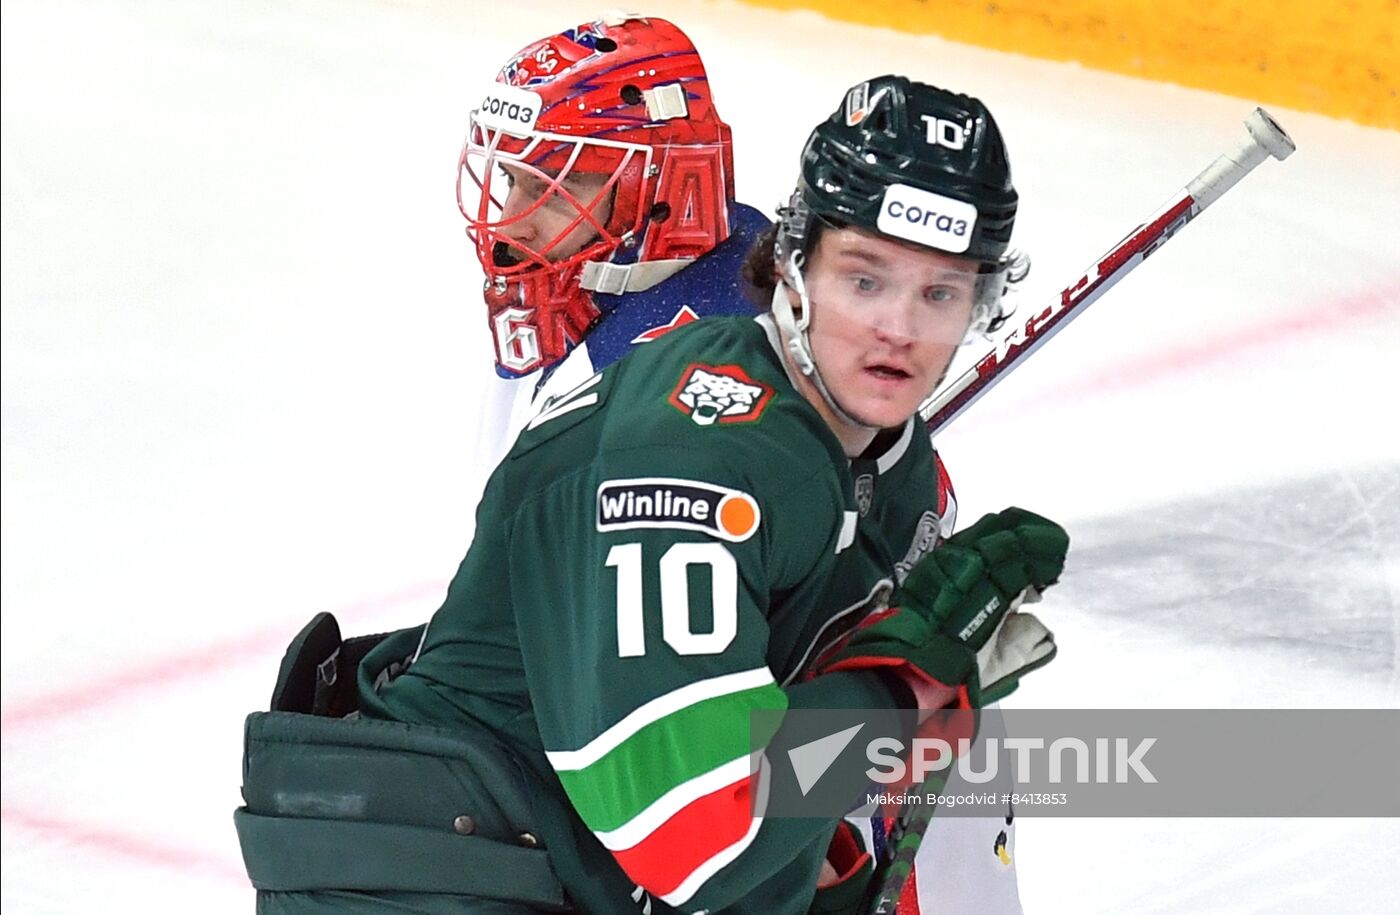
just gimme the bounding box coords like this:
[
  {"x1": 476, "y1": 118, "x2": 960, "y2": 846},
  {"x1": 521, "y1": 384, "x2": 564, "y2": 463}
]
[
  {"x1": 492, "y1": 241, "x2": 525, "y2": 268},
  {"x1": 863, "y1": 362, "x2": 913, "y2": 382}
]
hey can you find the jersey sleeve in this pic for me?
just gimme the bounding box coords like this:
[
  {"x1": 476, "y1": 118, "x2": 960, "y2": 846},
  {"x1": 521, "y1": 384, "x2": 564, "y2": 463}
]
[
  {"x1": 506, "y1": 443, "x2": 906, "y2": 911},
  {"x1": 933, "y1": 446, "x2": 958, "y2": 538}
]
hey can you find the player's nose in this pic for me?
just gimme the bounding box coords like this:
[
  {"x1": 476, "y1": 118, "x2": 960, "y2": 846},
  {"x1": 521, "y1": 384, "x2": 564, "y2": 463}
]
[
  {"x1": 498, "y1": 212, "x2": 540, "y2": 246},
  {"x1": 869, "y1": 300, "x2": 921, "y2": 346},
  {"x1": 498, "y1": 188, "x2": 542, "y2": 243}
]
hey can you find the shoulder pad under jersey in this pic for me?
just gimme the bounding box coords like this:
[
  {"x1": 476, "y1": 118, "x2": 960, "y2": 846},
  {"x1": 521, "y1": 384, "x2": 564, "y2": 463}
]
[{"x1": 581, "y1": 203, "x2": 771, "y2": 373}]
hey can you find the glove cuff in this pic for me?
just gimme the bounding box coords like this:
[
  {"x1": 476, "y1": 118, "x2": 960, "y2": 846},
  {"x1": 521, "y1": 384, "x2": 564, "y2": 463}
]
[{"x1": 808, "y1": 821, "x2": 874, "y2": 914}]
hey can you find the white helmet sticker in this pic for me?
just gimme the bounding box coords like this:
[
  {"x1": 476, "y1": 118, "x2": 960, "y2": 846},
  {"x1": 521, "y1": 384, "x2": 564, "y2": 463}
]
[
  {"x1": 844, "y1": 82, "x2": 870, "y2": 126},
  {"x1": 876, "y1": 183, "x2": 979, "y2": 254},
  {"x1": 476, "y1": 83, "x2": 543, "y2": 135}
]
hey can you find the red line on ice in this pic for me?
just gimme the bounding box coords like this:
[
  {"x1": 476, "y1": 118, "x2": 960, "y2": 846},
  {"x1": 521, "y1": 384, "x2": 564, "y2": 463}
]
[
  {"x1": 0, "y1": 580, "x2": 442, "y2": 736},
  {"x1": 0, "y1": 802, "x2": 251, "y2": 886},
  {"x1": 0, "y1": 283, "x2": 1393, "y2": 894},
  {"x1": 959, "y1": 281, "x2": 1398, "y2": 427},
  {"x1": 1055, "y1": 283, "x2": 1394, "y2": 397}
]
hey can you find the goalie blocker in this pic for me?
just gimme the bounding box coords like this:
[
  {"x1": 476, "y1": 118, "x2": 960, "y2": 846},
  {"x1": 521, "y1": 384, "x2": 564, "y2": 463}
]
[{"x1": 234, "y1": 614, "x2": 572, "y2": 911}]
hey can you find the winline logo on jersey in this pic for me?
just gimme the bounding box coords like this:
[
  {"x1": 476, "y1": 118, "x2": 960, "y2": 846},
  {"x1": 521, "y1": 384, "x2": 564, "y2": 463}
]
[{"x1": 596, "y1": 477, "x2": 760, "y2": 542}]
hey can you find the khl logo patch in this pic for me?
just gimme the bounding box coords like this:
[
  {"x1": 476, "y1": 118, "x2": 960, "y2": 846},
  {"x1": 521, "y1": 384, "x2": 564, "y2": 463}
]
[
  {"x1": 894, "y1": 510, "x2": 942, "y2": 584},
  {"x1": 854, "y1": 474, "x2": 874, "y2": 517}
]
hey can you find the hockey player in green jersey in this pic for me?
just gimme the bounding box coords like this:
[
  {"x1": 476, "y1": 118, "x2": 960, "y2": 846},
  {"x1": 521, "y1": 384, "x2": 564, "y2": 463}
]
[{"x1": 236, "y1": 75, "x2": 1067, "y2": 914}]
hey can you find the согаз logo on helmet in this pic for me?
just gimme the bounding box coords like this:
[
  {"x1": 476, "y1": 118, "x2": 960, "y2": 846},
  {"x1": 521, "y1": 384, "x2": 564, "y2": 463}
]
[
  {"x1": 884, "y1": 201, "x2": 968, "y2": 236},
  {"x1": 480, "y1": 97, "x2": 537, "y2": 125},
  {"x1": 476, "y1": 84, "x2": 543, "y2": 132},
  {"x1": 876, "y1": 183, "x2": 979, "y2": 254},
  {"x1": 481, "y1": 96, "x2": 534, "y2": 125}
]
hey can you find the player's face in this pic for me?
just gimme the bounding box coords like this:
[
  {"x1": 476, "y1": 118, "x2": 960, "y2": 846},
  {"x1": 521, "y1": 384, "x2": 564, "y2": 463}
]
[
  {"x1": 495, "y1": 164, "x2": 614, "y2": 264},
  {"x1": 801, "y1": 226, "x2": 978, "y2": 430}
]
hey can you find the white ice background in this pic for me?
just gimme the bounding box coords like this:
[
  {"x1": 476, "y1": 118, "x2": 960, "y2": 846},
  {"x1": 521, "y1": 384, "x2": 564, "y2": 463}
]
[{"x1": 3, "y1": 1, "x2": 1399, "y2": 912}]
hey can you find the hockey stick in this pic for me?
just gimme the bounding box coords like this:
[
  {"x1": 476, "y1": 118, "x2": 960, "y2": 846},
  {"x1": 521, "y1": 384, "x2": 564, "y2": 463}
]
[
  {"x1": 868, "y1": 108, "x2": 1296, "y2": 914},
  {"x1": 920, "y1": 107, "x2": 1296, "y2": 438}
]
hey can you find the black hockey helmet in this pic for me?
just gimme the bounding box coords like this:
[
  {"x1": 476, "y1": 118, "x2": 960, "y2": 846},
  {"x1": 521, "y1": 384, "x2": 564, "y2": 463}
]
[
  {"x1": 772, "y1": 75, "x2": 1027, "y2": 351},
  {"x1": 779, "y1": 75, "x2": 1017, "y2": 267}
]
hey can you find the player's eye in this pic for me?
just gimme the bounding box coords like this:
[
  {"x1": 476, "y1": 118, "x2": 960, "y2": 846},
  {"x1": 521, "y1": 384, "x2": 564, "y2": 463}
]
[
  {"x1": 851, "y1": 274, "x2": 879, "y2": 294},
  {"x1": 925, "y1": 285, "x2": 965, "y2": 305},
  {"x1": 505, "y1": 169, "x2": 550, "y2": 199},
  {"x1": 562, "y1": 175, "x2": 594, "y2": 197},
  {"x1": 562, "y1": 177, "x2": 611, "y2": 210}
]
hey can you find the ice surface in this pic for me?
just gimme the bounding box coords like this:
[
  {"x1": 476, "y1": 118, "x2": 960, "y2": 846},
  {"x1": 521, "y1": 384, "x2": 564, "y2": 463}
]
[{"x1": 3, "y1": 0, "x2": 1398, "y2": 911}]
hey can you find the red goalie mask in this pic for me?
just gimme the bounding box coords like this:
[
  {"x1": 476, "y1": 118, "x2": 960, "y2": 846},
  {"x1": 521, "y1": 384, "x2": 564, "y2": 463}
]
[{"x1": 459, "y1": 15, "x2": 736, "y2": 375}]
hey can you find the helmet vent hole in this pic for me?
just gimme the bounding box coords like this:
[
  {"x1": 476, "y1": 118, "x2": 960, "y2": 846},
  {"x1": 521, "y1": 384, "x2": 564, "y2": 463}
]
[
  {"x1": 649, "y1": 202, "x2": 672, "y2": 222},
  {"x1": 595, "y1": 37, "x2": 618, "y2": 52},
  {"x1": 620, "y1": 84, "x2": 644, "y2": 105}
]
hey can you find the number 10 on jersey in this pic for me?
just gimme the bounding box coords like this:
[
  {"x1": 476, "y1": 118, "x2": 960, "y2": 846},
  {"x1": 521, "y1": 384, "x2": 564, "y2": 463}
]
[{"x1": 605, "y1": 542, "x2": 738, "y2": 657}]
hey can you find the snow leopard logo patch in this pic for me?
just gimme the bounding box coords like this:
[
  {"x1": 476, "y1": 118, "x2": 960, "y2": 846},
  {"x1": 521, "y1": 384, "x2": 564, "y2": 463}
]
[
  {"x1": 668, "y1": 363, "x2": 774, "y2": 426},
  {"x1": 854, "y1": 474, "x2": 874, "y2": 517}
]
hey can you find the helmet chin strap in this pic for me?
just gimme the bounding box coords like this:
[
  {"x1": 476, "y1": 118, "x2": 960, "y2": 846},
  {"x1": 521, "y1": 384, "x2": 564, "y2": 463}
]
[{"x1": 770, "y1": 252, "x2": 881, "y2": 433}]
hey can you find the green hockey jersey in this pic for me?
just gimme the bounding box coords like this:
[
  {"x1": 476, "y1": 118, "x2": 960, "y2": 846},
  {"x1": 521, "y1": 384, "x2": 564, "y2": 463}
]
[{"x1": 363, "y1": 314, "x2": 956, "y2": 913}]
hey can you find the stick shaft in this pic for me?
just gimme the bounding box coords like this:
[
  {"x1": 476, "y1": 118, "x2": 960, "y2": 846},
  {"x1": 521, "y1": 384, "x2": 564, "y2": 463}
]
[
  {"x1": 872, "y1": 108, "x2": 1295, "y2": 914},
  {"x1": 921, "y1": 108, "x2": 1294, "y2": 438}
]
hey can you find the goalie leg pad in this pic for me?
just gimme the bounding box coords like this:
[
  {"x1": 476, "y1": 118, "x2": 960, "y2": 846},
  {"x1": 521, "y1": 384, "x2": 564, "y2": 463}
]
[{"x1": 239, "y1": 624, "x2": 571, "y2": 910}]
